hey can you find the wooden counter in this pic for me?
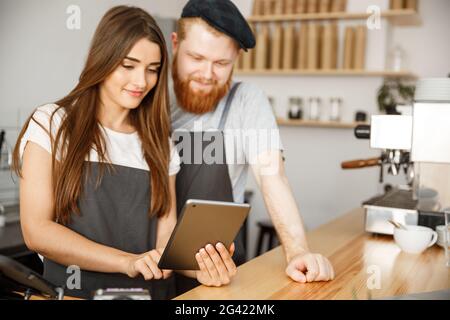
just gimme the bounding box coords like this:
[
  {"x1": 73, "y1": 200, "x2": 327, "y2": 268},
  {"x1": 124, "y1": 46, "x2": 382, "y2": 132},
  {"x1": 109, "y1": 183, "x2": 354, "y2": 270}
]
[{"x1": 175, "y1": 208, "x2": 450, "y2": 300}]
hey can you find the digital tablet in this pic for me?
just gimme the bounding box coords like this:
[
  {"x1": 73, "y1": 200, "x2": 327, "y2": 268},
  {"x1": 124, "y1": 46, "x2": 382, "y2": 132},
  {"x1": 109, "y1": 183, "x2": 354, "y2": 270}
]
[{"x1": 158, "y1": 199, "x2": 250, "y2": 270}]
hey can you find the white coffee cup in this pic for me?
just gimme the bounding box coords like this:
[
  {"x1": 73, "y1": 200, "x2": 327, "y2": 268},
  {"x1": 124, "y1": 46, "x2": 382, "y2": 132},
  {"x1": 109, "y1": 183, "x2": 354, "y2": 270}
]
[{"x1": 394, "y1": 225, "x2": 438, "y2": 254}]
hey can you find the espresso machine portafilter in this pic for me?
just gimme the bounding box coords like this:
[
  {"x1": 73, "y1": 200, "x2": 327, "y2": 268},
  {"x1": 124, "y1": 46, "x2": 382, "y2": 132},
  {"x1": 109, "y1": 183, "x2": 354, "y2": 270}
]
[{"x1": 342, "y1": 116, "x2": 414, "y2": 186}]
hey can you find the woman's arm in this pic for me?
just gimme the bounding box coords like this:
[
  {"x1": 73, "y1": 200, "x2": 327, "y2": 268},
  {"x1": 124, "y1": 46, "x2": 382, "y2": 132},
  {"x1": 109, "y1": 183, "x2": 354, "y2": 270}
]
[{"x1": 20, "y1": 142, "x2": 162, "y2": 279}]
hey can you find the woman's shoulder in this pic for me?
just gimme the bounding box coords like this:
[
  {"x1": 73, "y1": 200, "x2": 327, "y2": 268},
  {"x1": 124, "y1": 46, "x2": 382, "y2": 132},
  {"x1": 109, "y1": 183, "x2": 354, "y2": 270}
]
[
  {"x1": 36, "y1": 103, "x2": 60, "y2": 112},
  {"x1": 30, "y1": 103, "x2": 66, "y2": 130},
  {"x1": 19, "y1": 104, "x2": 65, "y2": 159},
  {"x1": 33, "y1": 103, "x2": 65, "y2": 119}
]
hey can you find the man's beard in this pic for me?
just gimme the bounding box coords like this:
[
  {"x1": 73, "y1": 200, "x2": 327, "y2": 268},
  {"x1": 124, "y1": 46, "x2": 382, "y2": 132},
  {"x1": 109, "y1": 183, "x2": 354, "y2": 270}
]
[{"x1": 172, "y1": 53, "x2": 232, "y2": 114}]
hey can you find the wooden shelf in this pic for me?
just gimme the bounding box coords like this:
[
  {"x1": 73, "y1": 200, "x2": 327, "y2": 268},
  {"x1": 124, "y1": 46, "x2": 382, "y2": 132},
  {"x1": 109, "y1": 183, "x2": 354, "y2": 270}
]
[
  {"x1": 236, "y1": 69, "x2": 417, "y2": 79},
  {"x1": 277, "y1": 118, "x2": 367, "y2": 129},
  {"x1": 247, "y1": 9, "x2": 421, "y2": 26}
]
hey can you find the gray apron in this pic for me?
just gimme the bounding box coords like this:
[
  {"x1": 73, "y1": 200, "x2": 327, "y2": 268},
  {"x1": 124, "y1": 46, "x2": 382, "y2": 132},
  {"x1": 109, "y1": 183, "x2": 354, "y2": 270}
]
[
  {"x1": 173, "y1": 83, "x2": 246, "y2": 295},
  {"x1": 43, "y1": 163, "x2": 175, "y2": 300}
]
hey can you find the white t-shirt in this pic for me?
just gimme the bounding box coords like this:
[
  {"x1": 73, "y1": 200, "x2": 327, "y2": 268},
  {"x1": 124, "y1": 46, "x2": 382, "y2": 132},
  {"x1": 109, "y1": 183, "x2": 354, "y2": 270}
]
[{"x1": 19, "y1": 104, "x2": 180, "y2": 176}]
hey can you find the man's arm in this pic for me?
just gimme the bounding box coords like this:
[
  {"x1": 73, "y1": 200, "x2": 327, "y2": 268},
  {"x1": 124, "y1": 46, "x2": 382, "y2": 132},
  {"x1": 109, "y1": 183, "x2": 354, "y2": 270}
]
[{"x1": 250, "y1": 150, "x2": 335, "y2": 282}]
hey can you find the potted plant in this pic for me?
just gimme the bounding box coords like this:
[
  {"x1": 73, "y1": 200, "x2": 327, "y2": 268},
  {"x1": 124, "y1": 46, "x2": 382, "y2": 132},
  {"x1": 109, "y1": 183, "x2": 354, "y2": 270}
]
[{"x1": 377, "y1": 80, "x2": 416, "y2": 114}]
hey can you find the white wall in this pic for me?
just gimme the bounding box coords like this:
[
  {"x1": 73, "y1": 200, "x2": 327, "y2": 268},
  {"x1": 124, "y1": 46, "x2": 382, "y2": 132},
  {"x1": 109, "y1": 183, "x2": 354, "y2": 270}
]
[
  {"x1": 0, "y1": 0, "x2": 185, "y2": 205},
  {"x1": 389, "y1": 0, "x2": 450, "y2": 77},
  {"x1": 0, "y1": 0, "x2": 185, "y2": 129}
]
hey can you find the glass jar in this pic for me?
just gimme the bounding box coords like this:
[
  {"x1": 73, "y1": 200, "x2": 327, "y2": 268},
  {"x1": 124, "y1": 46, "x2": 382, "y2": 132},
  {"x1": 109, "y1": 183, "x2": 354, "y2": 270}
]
[
  {"x1": 308, "y1": 97, "x2": 321, "y2": 121},
  {"x1": 288, "y1": 97, "x2": 303, "y2": 119},
  {"x1": 329, "y1": 97, "x2": 342, "y2": 122},
  {"x1": 388, "y1": 45, "x2": 407, "y2": 72}
]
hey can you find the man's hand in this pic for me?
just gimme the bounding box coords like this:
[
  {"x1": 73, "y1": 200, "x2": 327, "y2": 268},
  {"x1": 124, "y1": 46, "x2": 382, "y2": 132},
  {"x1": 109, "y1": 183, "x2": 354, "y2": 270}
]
[
  {"x1": 195, "y1": 242, "x2": 237, "y2": 287},
  {"x1": 286, "y1": 252, "x2": 335, "y2": 283}
]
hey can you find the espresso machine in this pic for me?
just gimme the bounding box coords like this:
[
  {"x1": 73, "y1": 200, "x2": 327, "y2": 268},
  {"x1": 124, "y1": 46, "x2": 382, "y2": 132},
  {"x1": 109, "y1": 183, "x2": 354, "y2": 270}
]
[{"x1": 342, "y1": 78, "x2": 450, "y2": 235}]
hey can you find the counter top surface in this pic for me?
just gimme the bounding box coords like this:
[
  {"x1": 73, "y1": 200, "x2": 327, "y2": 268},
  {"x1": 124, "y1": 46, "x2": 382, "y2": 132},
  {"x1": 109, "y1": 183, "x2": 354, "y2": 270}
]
[
  {"x1": 175, "y1": 208, "x2": 450, "y2": 300},
  {"x1": 21, "y1": 208, "x2": 449, "y2": 300}
]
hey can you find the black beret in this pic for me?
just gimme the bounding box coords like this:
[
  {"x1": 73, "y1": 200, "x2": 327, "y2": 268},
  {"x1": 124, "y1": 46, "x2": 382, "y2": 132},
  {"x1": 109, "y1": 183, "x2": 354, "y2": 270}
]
[{"x1": 181, "y1": 0, "x2": 256, "y2": 51}]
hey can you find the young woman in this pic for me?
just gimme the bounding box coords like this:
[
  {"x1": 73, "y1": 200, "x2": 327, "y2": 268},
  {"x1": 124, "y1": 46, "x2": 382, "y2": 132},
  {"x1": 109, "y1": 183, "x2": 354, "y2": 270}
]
[{"x1": 12, "y1": 6, "x2": 237, "y2": 299}]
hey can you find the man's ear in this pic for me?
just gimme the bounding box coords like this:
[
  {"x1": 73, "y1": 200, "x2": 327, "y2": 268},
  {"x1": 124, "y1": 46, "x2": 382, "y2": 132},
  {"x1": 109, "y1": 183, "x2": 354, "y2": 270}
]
[
  {"x1": 231, "y1": 48, "x2": 242, "y2": 63},
  {"x1": 171, "y1": 32, "x2": 179, "y2": 55},
  {"x1": 237, "y1": 48, "x2": 243, "y2": 59}
]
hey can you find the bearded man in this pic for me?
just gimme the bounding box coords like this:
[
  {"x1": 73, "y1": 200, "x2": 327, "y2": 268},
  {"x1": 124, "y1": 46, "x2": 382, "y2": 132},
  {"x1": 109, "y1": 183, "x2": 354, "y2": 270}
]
[{"x1": 170, "y1": 0, "x2": 335, "y2": 295}]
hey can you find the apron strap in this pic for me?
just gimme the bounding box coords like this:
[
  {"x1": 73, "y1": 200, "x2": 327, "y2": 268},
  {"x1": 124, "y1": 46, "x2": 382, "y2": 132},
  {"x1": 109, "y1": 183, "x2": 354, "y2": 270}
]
[{"x1": 218, "y1": 82, "x2": 241, "y2": 131}]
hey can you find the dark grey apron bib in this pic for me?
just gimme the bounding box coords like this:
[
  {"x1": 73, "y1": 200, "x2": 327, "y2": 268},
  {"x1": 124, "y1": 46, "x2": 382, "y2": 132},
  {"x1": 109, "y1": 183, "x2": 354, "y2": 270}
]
[
  {"x1": 173, "y1": 83, "x2": 245, "y2": 295},
  {"x1": 43, "y1": 163, "x2": 175, "y2": 300}
]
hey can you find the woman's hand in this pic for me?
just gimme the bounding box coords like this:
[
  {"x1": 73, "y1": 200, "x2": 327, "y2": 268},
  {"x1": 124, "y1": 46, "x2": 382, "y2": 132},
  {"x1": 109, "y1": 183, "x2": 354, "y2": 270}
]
[
  {"x1": 125, "y1": 248, "x2": 172, "y2": 280},
  {"x1": 195, "y1": 242, "x2": 237, "y2": 287}
]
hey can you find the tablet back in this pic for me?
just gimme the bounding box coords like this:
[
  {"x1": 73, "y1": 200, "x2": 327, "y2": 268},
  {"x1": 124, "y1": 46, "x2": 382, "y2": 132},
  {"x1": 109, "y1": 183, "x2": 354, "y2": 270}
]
[{"x1": 158, "y1": 199, "x2": 250, "y2": 270}]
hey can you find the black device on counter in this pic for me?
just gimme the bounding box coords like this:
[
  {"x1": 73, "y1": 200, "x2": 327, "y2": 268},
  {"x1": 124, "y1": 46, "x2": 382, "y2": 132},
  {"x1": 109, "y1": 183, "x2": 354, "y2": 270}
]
[{"x1": 0, "y1": 255, "x2": 64, "y2": 300}]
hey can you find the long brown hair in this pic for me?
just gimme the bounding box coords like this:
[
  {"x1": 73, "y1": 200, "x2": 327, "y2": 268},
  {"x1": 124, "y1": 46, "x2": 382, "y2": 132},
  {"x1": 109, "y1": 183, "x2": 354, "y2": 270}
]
[{"x1": 13, "y1": 6, "x2": 172, "y2": 224}]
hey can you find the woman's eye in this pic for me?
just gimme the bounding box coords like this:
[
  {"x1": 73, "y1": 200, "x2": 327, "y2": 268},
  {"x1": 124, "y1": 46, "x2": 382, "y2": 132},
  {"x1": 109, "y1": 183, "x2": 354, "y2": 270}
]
[
  {"x1": 147, "y1": 69, "x2": 158, "y2": 74},
  {"x1": 122, "y1": 65, "x2": 133, "y2": 70}
]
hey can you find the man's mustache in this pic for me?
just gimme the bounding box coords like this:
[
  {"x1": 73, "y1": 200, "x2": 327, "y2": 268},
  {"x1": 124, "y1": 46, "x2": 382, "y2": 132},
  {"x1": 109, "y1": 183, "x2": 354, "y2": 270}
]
[{"x1": 189, "y1": 78, "x2": 217, "y2": 86}]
